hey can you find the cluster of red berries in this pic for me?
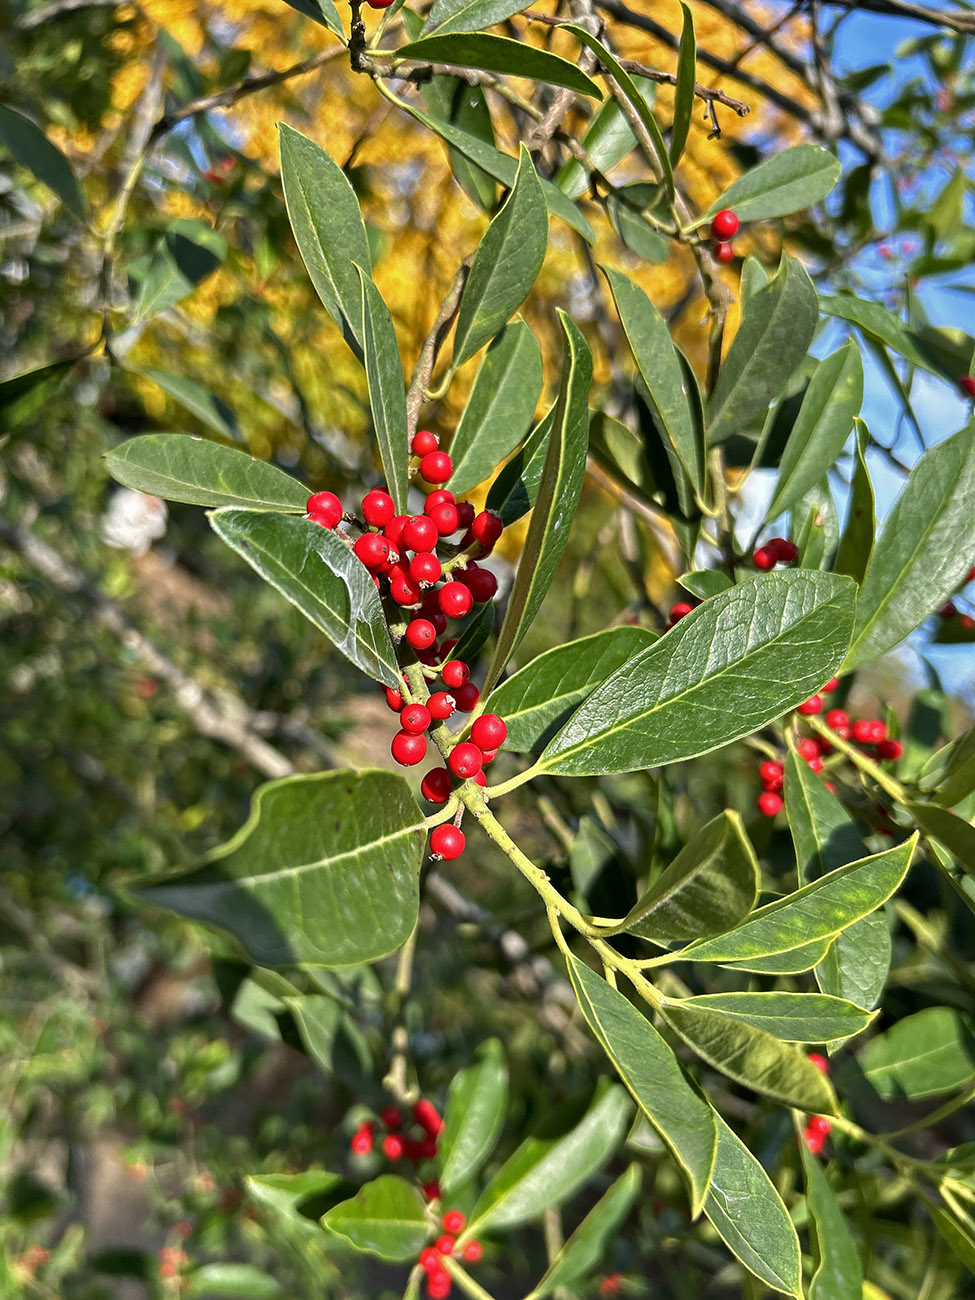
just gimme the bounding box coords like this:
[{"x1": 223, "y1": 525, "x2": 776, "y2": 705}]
[
  {"x1": 350, "y1": 1098, "x2": 444, "y2": 1170},
  {"x1": 753, "y1": 536, "x2": 798, "y2": 571},
  {"x1": 710, "y1": 207, "x2": 740, "y2": 264},
  {"x1": 417, "y1": 1211, "x2": 484, "y2": 1298},
  {"x1": 801, "y1": 1053, "x2": 833, "y2": 1156}
]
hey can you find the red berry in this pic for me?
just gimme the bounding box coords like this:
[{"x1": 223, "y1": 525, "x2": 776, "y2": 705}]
[
  {"x1": 418, "y1": 1246, "x2": 441, "y2": 1271},
  {"x1": 434, "y1": 1235, "x2": 455, "y2": 1256},
  {"x1": 797, "y1": 737, "x2": 818, "y2": 761},
  {"x1": 668, "y1": 601, "x2": 694, "y2": 623},
  {"x1": 365, "y1": 0, "x2": 396, "y2": 8},
  {"x1": 797, "y1": 695, "x2": 823, "y2": 716},
  {"x1": 307, "y1": 491, "x2": 343, "y2": 529},
  {"x1": 354, "y1": 532, "x2": 391, "y2": 569},
  {"x1": 403, "y1": 515, "x2": 438, "y2": 553},
  {"x1": 362, "y1": 489, "x2": 395, "y2": 527},
  {"x1": 414, "y1": 1099, "x2": 443, "y2": 1134},
  {"x1": 391, "y1": 730, "x2": 427, "y2": 766},
  {"x1": 714, "y1": 241, "x2": 735, "y2": 264},
  {"x1": 442, "y1": 1210, "x2": 466, "y2": 1235},
  {"x1": 961, "y1": 614, "x2": 975, "y2": 630},
  {"x1": 851, "y1": 718, "x2": 885, "y2": 744},
  {"x1": 757, "y1": 791, "x2": 783, "y2": 817},
  {"x1": 385, "y1": 515, "x2": 409, "y2": 549},
  {"x1": 427, "y1": 1271, "x2": 451, "y2": 1300},
  {"x1": 807, "y1": 756, "x2": 824, "y2": 773},
  {"x1": 431, "y1": 825, "x2": 466, "y2": 860},
  {"x1": 350, "y1": 1128, "x2": 372, "y2": 1155},
  {"x1": 822, "y1": 677, "x2": 840, "y2": 693},
  {"x1": 423, "y1": 1181, "x2": 441, "y2": 1202},
  {"x1": 759, "y1": 760, "x2": 784, "y2": 786},
  {"x1": 455, "y1": 502, "x2": 475, "y2": 531},
  {"x1": 967, "y1": 567, "x2": 975, "y2": 583},
  {"x1": 429, "y1": 610, "x2": 448, "y2": 636},
  {"x1": 465, "y1": 567, "x2": 498, "y2": 603},
  {"x1": 461, "y1": 1240, "x2": 483, "y2": 1264},
  {"x1": 412, "y1": 430, "x2": 439, "y2": 456},
  {"x1": 428, "y1": 691, "x2": 456, "y2": 721},
  {"x1": 752, "y1": 546, "x2": 776, "y2": 570},
  {"x1": 383, "y1": 1133, "x2": 405, "y2": 1160},
  {"x1": 429, "y1": 502, "x2": 461, "y2": 536},
  {"x1": 389, "y1": 568, "x2": 423, "y2": 607},
  {"x1": 471, "y1": 713, "x2": 506, "y2": 750},
  {"x1": 421, "y1": 767, "x2": 453, "y2": 804},
  {"x1": 381, "y1": 1106, "x2": 402, "y2": 1129},
  {"x1": 877, "y1": 738, "x2": 903, "y2": 760},
  {"x1": 960, "y1": 375, "x2": 975, "y2": 398},
  {"x1": 440, "y1": 582, "x2": 474, "y2": 620},
  {"x1": 939, "y1": 601, "x2": 957, "y2": 619},
  {"x1": 769, "y1": 537, "x2": 798, "y2": 564},
  {"x1": 419, "y1": 1134, "x2": 438, "y2": 1158},
  {"x1": 807, "y1": 1114, "x2": 832, "y2": 1137},
  {"x1": 401, "y1": 703, "x2": 432, "y2": 734},
  {"x1": 449, "y1": 743, "x2": 483, "y2": 779},
  {"x1": 808, "y1": 1052, "x2": 830, "y2": 1074},
  {"x1": 385, "y1": 687, "x2": 404, "y2": 713},
  {"x1": 453, "y1": 681, "x2": 480, "y2": 712},
  {"x1": 710, "y1": 208, "x2": 739, "y2": 240},
  {"x1": 442, "y1": 659, "x2": 470, "y2": 689},
  {"x1": 825, "y1": 708, "x2": 848, "y2": 730},
  {"x1": 410, "y1": 552, "x2": 442, "y2": 586},
  {"x1": 471, "y1": 510, "x2": 504, "y2": 547},
  {"x1": 406, "y1": 619, "x2": 438, "y2": 649},
  {"x1": 419, "y1": 451, "x2": 453, "y2": 484},
  {"x1": 425, "y1": 489, "x2": 455, "y2": 511},
  {"x1": 803, "y1": 1127, "x2": 826, "y2": 1155}
]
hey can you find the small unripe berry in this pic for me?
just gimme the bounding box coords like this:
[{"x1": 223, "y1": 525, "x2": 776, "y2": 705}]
[
  {"x1": 714, "y1": 241, "x2": 735, "y2": 264},
  {"x1": 419, "y1": 451, "x2": 453, "y2": 484},
  {"x1": 449, "y1": 742, "x2": 483, "y2": 779},
  {"x1": 391, "y1": 730, "x2": 427, "y2": 766},
  {"x1": 471, "y1": 509, "x2": 504, "y2": 547},
  {"x1": 442, "y1": 659, "x2": 470, "y2": 689},
  {"x1": 961, "y1": 375, "x2": 975, "y2": 398},
  {"x1": 403, "y1": 515, "x2": 438, "y2": 553},
  {"x1": 410, "y1": 552, "x2": 442, "y2": 586},
  {"x1": 401, "y1": 703, "x2": 432, "y2": 734},
  {"x1": 465, "y1": 566, "x2": 498, "y2": 603},
  {"x1": 825, "y1": 708, "x2": 848, "y2": 730},
  {"x1": 406, "y1": 619, "x2": 438, "y2": 649},
  {"x1": 442, "y1": 1210, "x2": 466, "y2": 1235},
  {"x1": 757, "y1": 791, "x2": 783, "y2": 817},
  {"x1": 383, "y1": 1133, "x2": 405, "y2": 1160},
  {"x1": 453, "y1": 681, "x2": 480, "y2": 712},
  {"x1": 797, "y1": 695, "x2": 822, "y2": 716},
  {"x1": 362, "y1": 489, "x2": 395, "y2": 527},
  {"x1": 471, "y1": 713, "x2": 506, "y2": 750},
  {"x1": 354, "y1": 532, "x2": 391, "y2": 569},
  {"x1": 412, "y1": 430, "x2": 439, "y2": 456},
  {"x1": 440, "y1": 582, "x2": 474, "y2": 620},
  {"x1": 421, "y1": 767, "x2": 453, "y2": 803},
  {"x1": 431, "y1": 825, "x2": 466, "y2": 860},
  {"x1": 307, "y1": 491, "x2": 343, "y2": 529},
  {"x1": 428, "y1": 691, "x2": 456, "y2": 720},
  {"x1": 752, "y1": 546, "x2": 776, "y2": 571},
  {"x1": 710, "y1": 208, "x2": 739, "y2": 240},
  {"x1": 461, "y1": 1240, "x2": 483, "y2": 1264},
  {"x1": 429, "y1": 502, "x2": 461, "y2": 536}
]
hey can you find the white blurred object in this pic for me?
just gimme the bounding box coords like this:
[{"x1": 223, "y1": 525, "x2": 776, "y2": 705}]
[{"x1": 101, "y1": 488, "x2": 168, "y2": 556}]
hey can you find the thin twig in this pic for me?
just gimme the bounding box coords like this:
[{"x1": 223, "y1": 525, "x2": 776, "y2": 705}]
[{"x1": 405, "y1": 263, "x2": 469, "y2": 439}]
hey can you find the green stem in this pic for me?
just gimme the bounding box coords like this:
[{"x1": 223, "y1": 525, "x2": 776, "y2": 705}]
[
  {"x1": 808, "y1": 716, "x2": 907, "y2": 801},
  {"x1": 881, "y1": 1082, "x2": 975, "y2": 1139},
  {"x1": 483, "y1": 762, "x2": 542, "y2": 800},
  {"x1": 443, "y1": 1258, "x2": 499, "y2": 1300}
]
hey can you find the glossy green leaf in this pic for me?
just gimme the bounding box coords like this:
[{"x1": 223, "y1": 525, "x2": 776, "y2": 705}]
[
  {"x1": 395, "y1": 33, "x2": 602, "y2": 99},
  {"x1": 562, "y1": 24, "x2": 674, "y2": 197},
  {"x1": 606, "y1": 188, "x2": 671, "y2": 263},
  {"x1": 785, "y1": 749, "x2": 864, "y2": 883},
  {"x1": 845, "y1": 424, "x2": 975, "y2": 669},
  {"x1": 469, "y1": 1080, "x2": 630, "y2": 1233},
  {"x1": 566, "y1": 955, "x2": 717, "y2": 1217},
  {"x1": 721, "y1": 937, "x2": 835, "y2": 976},
  {"x1": 282, "y1": 994, "x2": 373, "y2": 1086},
  {"x1": 322, "y1": 1175, "x2": 429, "y2": 1260},
  {"x1": 925, "y1": 725, "x2": 975, "y2": 808},
  {"x1": 452, "y1": 146, "x2": 547, "y2": 367},
  {"x1": 679, "y1": 569, "x2": 733, "y2": 600},
  {"x1": 0, "y1": 360, "x2": 75, "y2": 435},
  {"x1": 279, "y1": 125, "x2": 371, "y2": 357},
  {"x1": 703, "y1": 1114, "x2": 802, "y2": 1298},
  {"x1": 820, "y1": 295, "x2": 943, "y2": 375},
  {"x1": 740, "y1": 255, "x2": 770, "y2": 306},
  {"x1": 706, "y1": 256, "x2": 818, "y2": 446},
  {"x1": 450, "y1": 598, "x2": 495, "y2": 665},
  {"x1": 136, "y1": 369, "x2": 240, "y2": 439},
  {"x1": 485, "y1": 406, "x2": 554, "y2": 525},
  {"x1": 448, "y1": 322, "x2": 543, "y2": 493},
  {"x1": 766, "y1": 343, "x2": 863, "y2": 520},
  {"x1": 679, "y1": 839, "x2": 915, "y2": 964},
  {"x1": 905, "y1": 802, "x2": 975, "y2": 881},
  {"x1": 105, "y1": 435, "x2": 306, "y2": 510},
  {"x1": 279, "y1": 0, "x2": 344, "y2": 36},
  {"x1": 132, "y1": 220, "x2": 225, "y2": 321},
  {"x1": 602, "y1": 265, "x2": 704, "y2": 494},
  {"x1": 484, "y1": 313, "x2": 592, "y2": 693},
  {"x1": 539, "y1": 571, "x2": 856, "y2": 777},
  {"x1": 700, "y1": 144, "x2": 841, "y2": 224},
  {"x1": 833, "y1": 418, "x2": 875, "y2": 585},
  {"x1": 589, "y1": 411, "x2": 657, "y2": 501},
  {"x1": 931, "y1": 1206, "x2": 975, "y2": 1273},
  {"x1": 660, "y1": 1000, "x2": 837, "y2": 1112},
  {"x1": 209, "y1": 509, "x2": 400, "y2": 686},
  {"x1": 135, "y1": 771, "x2": 424, "y2": 968},
  {"x1": 860, "y1": 1007, "x2": 975, "y2": 1099},
  {"x1": 184, "y1": 1264, "x2": 284, "y2": 1298},
  {"x1": 669, "y1": 3, "x2": 696, "y2": 164},
  {"x1": 246, "y1": 1170, "x2": 345, "y2": 1224},
  {"x1": 439, "y1": 1039, "x2": 508, "y2": 1195},
  {"x1": 528, "y1": 1165, "x2": 641, "y2": 1299},
  {"x1": 613, "y1": 811, "x2": 758, "y2": 944},
  {"x1": 0, "y1": 104, "x2": 87, "y2": 216},
  {"x1": 419, "y1": 76, "x2": 497, "y2": 211},
  {"x1": 486, "y1": 626, "x2": 655, "y2": 754},
  {"x1": 424, "y1": 0, "x2": 530, "y2": 36},
  {"x1": 555, "y1": 77, "x2": 656, "y2": 200},
  {"x1": 354, "y1": 268, "x2": 410, "y2": 512},
  {"x1": 800, "y1": 1140, "x2": 863, "y2": 1300},
  {"x1": 815, "y1": 912, "x2": 891, "y2": 1013},
  {"x1": 681, "y1": 992, "x2": 874, "y2": 1043}
]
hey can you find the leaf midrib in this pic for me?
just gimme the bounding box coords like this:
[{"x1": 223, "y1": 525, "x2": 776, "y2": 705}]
[{"x1": 209, "y1": 819, "x2": 422, "y2": 890}]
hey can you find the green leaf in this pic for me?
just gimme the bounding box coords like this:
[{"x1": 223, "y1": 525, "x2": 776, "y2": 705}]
[
  {"x1": 721, "y1": 937, "x2": 835, "y2": 975},
  {"x1": 483, "y1": 313, "x2": 592, "y2": 693},
  {"x1": 860, "y1": 1007, "x2": 975, "y2": 1099},
  {"x1": 602, "y1": 265, "x2": 704, "y2": 494},
  {"x1": 833, "y1": 418, "x2": 876, "y2": 585},
  {"x1": 105, "y1": 435, "x2": 307, "y2": 510},
  {"x1": 0, "y1": 104, "x2": 86, "y2": 216},
  {"x1": 820, "y1": 295, "x2": 943, "y2": 375},
  {"x1": 279, "y1": 0, "x2": 344, "y2": 37},
  {"x1": 612, "y1": 811, "x2": 758, "y2": 944},
  {"x1": 706, "y1": 256, "x2": 819, "y2": 446},
  {"x1": 703, "y1": 1114, "x2": 803, "y2": 1298},
  {"x1": 452, "y1": 145, "x2": 548, "y2": 367},
  {"x1": 424, "y1": 0, "x2": 531, "y2": 36},
  {"x1": 246, "y1": 1170, "x2": 345, "y2": 1223},
  {"x1": 799, "y1": 1140, "x2": 863, "y2": 1300},
  {"x1": 528, "y1": 1165, "x2": 641, "y2": 1298},
  {"x1": 184, "y1": 1264, "x2": 284, "y2": 1298},
  {"x1": 669, "y1": 3, "x2": 696, "y2": 165},
  {"x1": 395, "y1": 33, "x2": 602, "y2": 98},
  {"x1": 700, "y1": 144, "x2": 841, "y2": 224},
  {"x1": 931, "y1": 1206, "x2": 975, "y2": 1273},
  {"x1": 322, "y1": 1175, "x2": 429, "y2": 1261},
  {"x1": 681, "y1": 992, "x2": 874, "y2": 1043},
  {"x1": 660, "y1": 1000, "x2": 838, "y2": 1112},
  {"x1": 539, "y1": 571, "x2": 856, "y2": 777},
  {"x1": 565, "y1": 956, "x2": 717, "y2": 1217},
  {"x1": 0, "y1": 360, "x2": 75, "y2": 435},
  {"x1": 905, "y1": 802, "x2": 975, "y2": 881},
  {"x1": 562, "y1": 24, "x2": 674, "y2": 197},
  {"x1": 679, "y1": 569, "x2": 733, "y2": 600},
  {"x1": 485, "y1": 406, "x2": 553, "y2": 525},
  {"x1": 815, "y1": 912, "x2": 890, "y2": 1013},
  {"x1": 355, "y1": 267, "x2": 411, "y2": 512},
  {"x1": 450, "y1": 598, "x2": 495, "y2": 665},
  {"x1": 135, "y1": 771, "x2": 424, "y2": 967},
  {"x1": 209, "y1": 509, "x2": 401, "y2": 686},
  {"x1": 439, "y1": 1039, "x2": 509, "y2": 1195},
  {"x1": 282, "y1": 994, "x2": 373, "y2": 1086},
  {"x1": 680, "y1": 839, "x2": 915, "y2": 964},
  {"x1": 924, "y1": 725, "x2": 975, "y2": 808},
  {"x1": 556, "y1": 92, "x2": 642, "y2": 201},
  {"x1": 469, "y1": 1080, "x2": 630, "y2": 1233},
  {"x1": 486, "y1": 626, "x2": 655, "y2": 754},
  {"x1": 419, "y1": 75, "x2": 497, "y2": 211},
  {"x1": 448, "y1": 321, "x2": 543, "y2": 493},
  {"x1": 136, "y1": 369, "x2": 239, "y2": 439},
  {"x1": 845, "y1": 424, "x2": 975, "y2": 669},
  {"x1": 606, "y1": 187, "x2": 671, "y2": 263},
  {"x1": 279, "y1": 125, "x2": 371, "y2": 358},
  {"x1": 132, "y1": 220, "x2": 225, "y2": 321},
  {"x1": 785, "y1": 749, "x2": 864, "y2": 884},
  {"x1": 766, "y1": 343, "x2": 863, "y2": 520}
]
